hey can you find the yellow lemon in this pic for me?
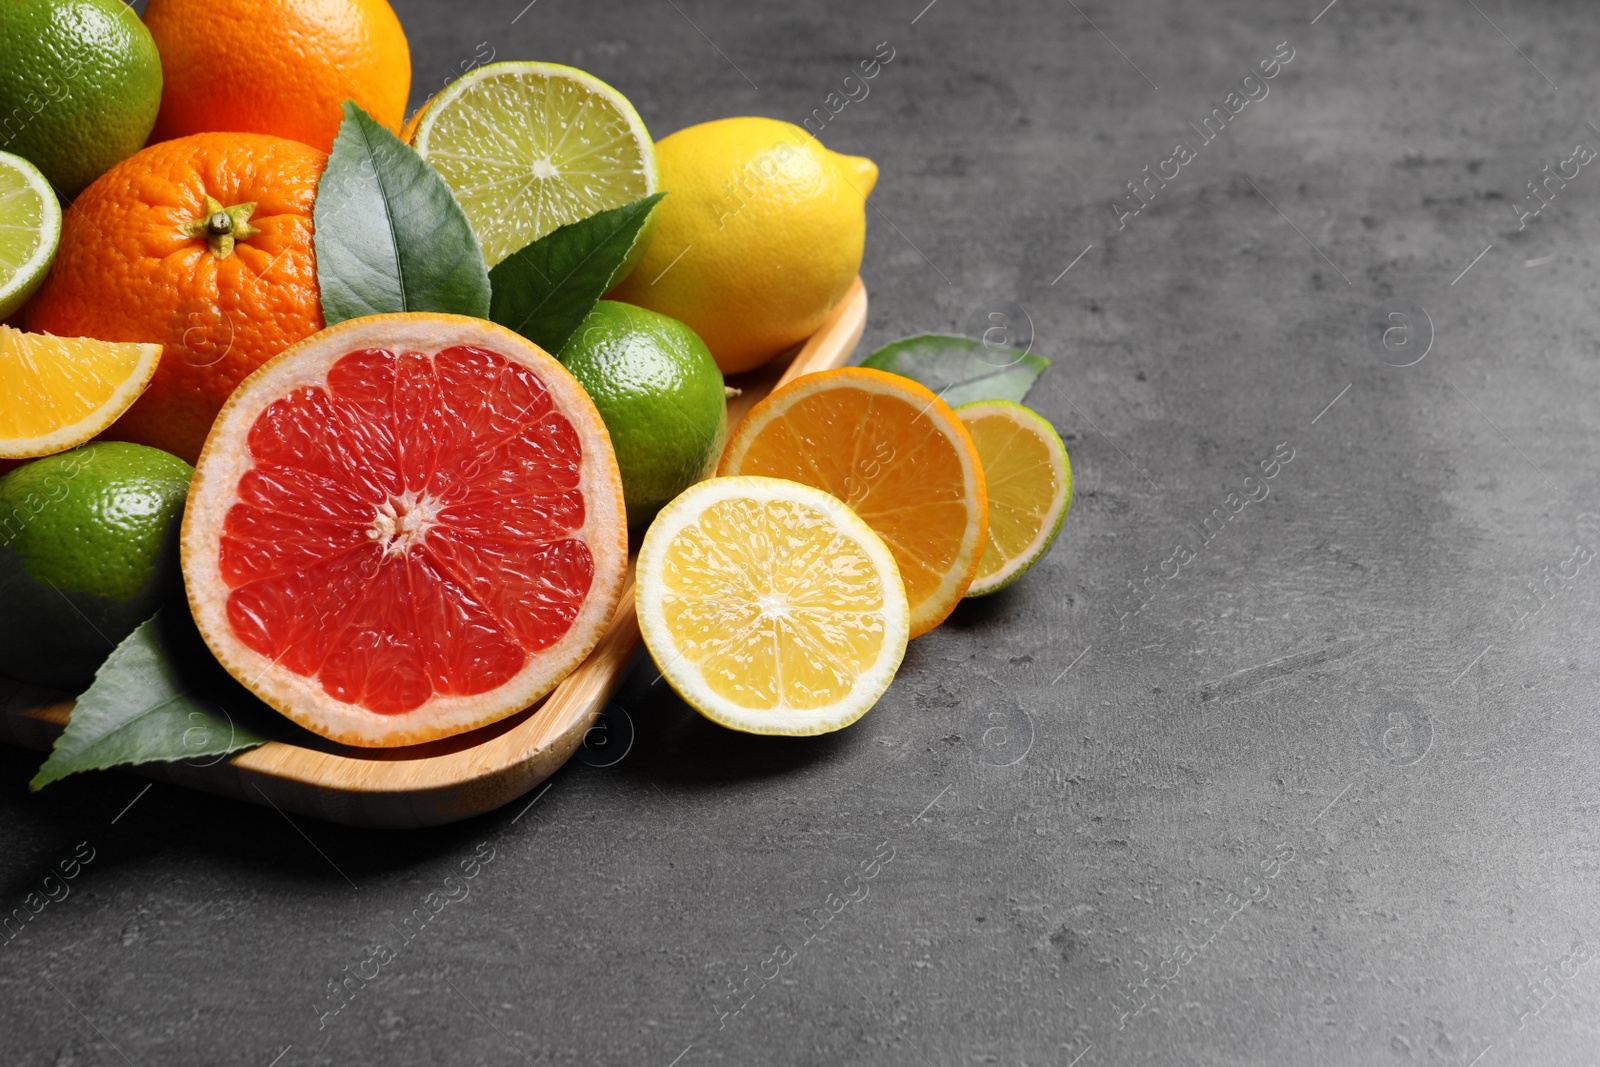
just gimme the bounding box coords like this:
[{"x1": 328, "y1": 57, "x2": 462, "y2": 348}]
[{"x1": 610, "y1": 117, "x2": 876, "y2": 375}]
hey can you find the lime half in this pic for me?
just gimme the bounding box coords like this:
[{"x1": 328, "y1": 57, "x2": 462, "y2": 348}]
[
  {"x1": 409, "y1": 61, "x2": 658, "y2": 269},
  {"x1": 956, "y1": 400, "x2": 1072, "y2": 596},
  {"x1": 0, "y1": 151, "x2": 61, "y2": 320}
]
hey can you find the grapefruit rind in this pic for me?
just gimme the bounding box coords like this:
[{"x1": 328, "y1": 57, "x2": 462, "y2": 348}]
[
  {"x1": 718, "y1": 366, "x2": 987, "y2": 638},
  {"x1": 181, "y1": 313, "x2": 628, "y2": 748},
  {"x1": 636, "y1": 476, "x2": 909, "y2": 737}
]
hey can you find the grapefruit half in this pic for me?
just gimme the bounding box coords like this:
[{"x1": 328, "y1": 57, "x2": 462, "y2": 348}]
[{"x1": 182, "y1": 313, "x2": 628, "y2": 747}]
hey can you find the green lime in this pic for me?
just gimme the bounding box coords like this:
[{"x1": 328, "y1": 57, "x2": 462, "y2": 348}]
[
  {"x1": 0, "y1": 0, "x2": 163, "y2": 197},
  {"x1": 0, "y1": 442, "x2": 193, "y2": 690},
  {"x1": 0, "y1": 150, "x2": 60, "y2": 319},
  {"x1": 409, "y1": 61, "x2": 659, "y2": 271},
  {"x1": 559, "y1": 301, "x2": 726, "y2": 527}
]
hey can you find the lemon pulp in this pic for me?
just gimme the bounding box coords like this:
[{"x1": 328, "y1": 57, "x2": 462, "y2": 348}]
[
  {"x1": 958, "y1": 400, "x2": 1071, "y2": 595},
  {"x1": 637, "y1": 477, "x2": 909, "y2": 735}
]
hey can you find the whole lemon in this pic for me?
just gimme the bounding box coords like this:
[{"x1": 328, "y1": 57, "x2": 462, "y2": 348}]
[{"x1": 610, "y1": 117, "x2": 875, "y2": 375}]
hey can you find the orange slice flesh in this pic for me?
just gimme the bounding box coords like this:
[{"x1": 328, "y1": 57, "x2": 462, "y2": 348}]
[
  {"x1": 718, "y1": 367, "x2": 986, "y2": 637},
  {"x1": 181, "y1": 313, "x2": 628, "y2": 748},
  {"x1": 0, "y1": 326, "x2": 160, "y2": 458}
]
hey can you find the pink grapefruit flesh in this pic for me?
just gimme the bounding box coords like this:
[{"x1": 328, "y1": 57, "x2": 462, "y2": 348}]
[{"x1": 182, "y1": 314, "x2": 628, "y2": 748}]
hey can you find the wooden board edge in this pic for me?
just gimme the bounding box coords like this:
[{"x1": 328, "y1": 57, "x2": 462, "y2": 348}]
[{"x1": 1, "y1": 278, "x2": 869, "y2": 828}]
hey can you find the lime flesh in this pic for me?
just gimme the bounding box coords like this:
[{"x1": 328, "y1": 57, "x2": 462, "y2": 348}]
[
  {"x1": 412, "y1": 61, "x2": 658, "y2": 269},
  {"x1": 0, "y1": 152, "x2": 61, "y2": 320}
]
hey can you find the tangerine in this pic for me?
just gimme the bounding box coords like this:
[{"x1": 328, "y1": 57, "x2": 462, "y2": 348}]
[
  {"x1": 143, "y1": 0, "x2": 411, "y2": 153},
  {"x1": 25, "y1": 132, "x2": 326, "y2": 464}
]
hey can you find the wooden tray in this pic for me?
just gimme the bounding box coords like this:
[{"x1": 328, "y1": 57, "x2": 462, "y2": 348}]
[{"x1": 0, "y1": 279, "x2": 868, "y2": 828}]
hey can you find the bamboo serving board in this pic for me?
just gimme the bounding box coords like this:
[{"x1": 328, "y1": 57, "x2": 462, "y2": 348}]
[{"x1": 0, "y1": 279, "x2": 868, "y2": 828}]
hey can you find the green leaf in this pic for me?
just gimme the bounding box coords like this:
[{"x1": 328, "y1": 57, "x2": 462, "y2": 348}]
[
  {"x1": 489, "y1": 193, "x2": 666, "y2": 354},
  {"x1": 314, "y1": 102, "x2": 491, "y2": 324},
  {"x1": 30, "y1": 609, "x2": 277, "y2": 790},
  {"x1": 860, "y1": 334, "x2": 1050, "y2": 407}
]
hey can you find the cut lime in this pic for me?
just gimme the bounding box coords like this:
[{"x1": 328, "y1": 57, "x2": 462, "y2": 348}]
[
  {"x1": 409, "y1": 61, "x2": 658, "y2": 270},
  {"x1": 956, "y1": 400, "x2": 1072, "y2": 596},
  {"x1": 0, "y1": 151, "x2": 61, "y2": 320}
]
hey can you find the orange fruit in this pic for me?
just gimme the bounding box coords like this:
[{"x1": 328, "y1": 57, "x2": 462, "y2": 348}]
[
  {"x1": 25, "y1": 132, "x2": 326, "y2": 464},
  {"x1": 718, "y1": 367, "x2": 987, "y2": 637},
  {"x1": 182, "y1": 313, "x2": 628, "y2": 748},
  {"x1": 143, "y1": 0, "x2": 411, "y2": 153}
]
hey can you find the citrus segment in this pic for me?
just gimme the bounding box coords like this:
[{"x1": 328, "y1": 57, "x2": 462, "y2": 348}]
[
  {"x1": 408, "y1": 62, "x2": 658, "y2": 268},
  {"x1": 718, "y1": 367, "x2": 987, "y2": 638},
  {"x1": 0, "y1": 151, "x2": 61, "y2": 320},
  {"x1": 0, "y1": 326, "x2": 161, "y2": 458},
  {"x1": 957, "y1": 400, "x2": 1072, "y2": 596},
  {"x1": 637, "y1": 476, "x2": 908, "y2": 735},
  {"x1": 182, "y1": 313, "x2": 628, "y2": 747}
]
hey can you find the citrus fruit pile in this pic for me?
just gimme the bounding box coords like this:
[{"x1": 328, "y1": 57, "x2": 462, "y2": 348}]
[{"x1": 1, "y1": 0, "x2": 1070, "y2": 786}]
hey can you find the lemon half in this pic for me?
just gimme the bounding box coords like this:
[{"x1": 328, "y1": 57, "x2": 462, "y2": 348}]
[{"x1": 636, "y1": 476, "x2": 909, "y2": 736}]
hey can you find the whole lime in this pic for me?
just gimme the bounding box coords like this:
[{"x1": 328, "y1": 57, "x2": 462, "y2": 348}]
[
  {"x1": 0, "y1": 0, "x2": 163, "y2": 196},
  {"x1": 0, "y1": 442, "x2": 193, "y2": 690},
  {"x1": 559, "y1": 301, "x2": 727, "y2": 527}
]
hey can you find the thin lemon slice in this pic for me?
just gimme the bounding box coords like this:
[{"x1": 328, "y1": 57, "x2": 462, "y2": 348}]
[
  {"x1": 0, "y1": 326, "x2": 160, "y2": 458},
  {"x1": 636, "y1": 476, "x2": 910, "y2": 736},
  {"x1": 957, "y1": 400, "x2": 1072, "y2": 596},
  {"x1": 0, "y1": 150, "x2": 61, "y2": 319},
  {"x1": 408, "y1": 61, "x2": 658, "y2": 268}
]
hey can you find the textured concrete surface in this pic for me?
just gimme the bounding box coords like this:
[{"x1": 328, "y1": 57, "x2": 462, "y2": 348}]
[{"x1": 4, "y1": 0, "x2": 1600, "y2": 1063}]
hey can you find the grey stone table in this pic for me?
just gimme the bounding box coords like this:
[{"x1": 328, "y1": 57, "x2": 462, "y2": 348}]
[{"x1": 4, "y1": 0, "x2": 1598, "y2": 1063}]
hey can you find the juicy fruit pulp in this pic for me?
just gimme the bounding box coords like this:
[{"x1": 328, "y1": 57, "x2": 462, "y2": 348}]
[
  {"x1": 226, "y1": 347, "x2": 590, "y2": 712},
  {"x1": 409, "y1": 62, "x2": 658, "y2": 269},
  {"x1": 183, "y1": 314, "x2": 627, "y2": 747},
  {"x1": 719, "y1": 368, "x2": 987, "y2": 638},
  {"x1": 0, "y1": 326, "x2": 160, "y2": 458},
  {"x1": 0, "y1": 151, "x2": 61, "y2": 320},
  {"x1": 958, "y1": 400, "x2": 1071, "y2": 596},
  {"x1": 637, "y1": 476, "x2": 908, "y2": 736}
]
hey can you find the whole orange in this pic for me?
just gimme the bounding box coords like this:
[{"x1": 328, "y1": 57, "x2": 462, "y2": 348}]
[
  {"x1": 143, "y1": 0, "x2": 411, "y2": 153},
  {"x1": 25, "y1": 132, "x2": 326, "y2": 464}
]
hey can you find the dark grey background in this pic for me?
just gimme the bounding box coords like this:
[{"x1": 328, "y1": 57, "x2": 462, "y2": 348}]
[{"x1": 4, "y1": 0, "x2": 1599, "y2": 1063}]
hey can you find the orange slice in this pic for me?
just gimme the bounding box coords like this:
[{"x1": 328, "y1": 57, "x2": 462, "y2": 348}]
[
  {"x1": 718, "y1": 367, "x2": 986, "y2": 637},
  {"x1": 0, "y1": 326, "x2": 160, "y2": 459},
  {"x1": 181, "y1": 313, "x2": 628, "y2": 747}
]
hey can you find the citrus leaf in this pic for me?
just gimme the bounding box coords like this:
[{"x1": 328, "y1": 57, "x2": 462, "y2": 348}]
[
  {"x1": 489, "y1": 193, "x2": 666, "y2": 354},
  {"x1": 314, "y1": 102, "x2": 491, "y2": 324},
  {"x1": 30, "y1": 609, "x2": 276, "y2": 790},
  {"x1": 860, "y1": 334, "x2": 1049, "y2": 407}
]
